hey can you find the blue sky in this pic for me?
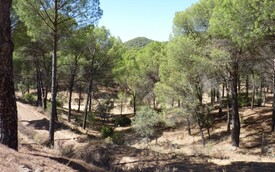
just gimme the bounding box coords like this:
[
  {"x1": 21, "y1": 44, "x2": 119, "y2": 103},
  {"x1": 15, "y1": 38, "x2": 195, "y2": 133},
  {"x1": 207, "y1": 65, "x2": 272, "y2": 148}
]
[{"x1": 98, "y1": 0, "x2": 199, "y2": 42}]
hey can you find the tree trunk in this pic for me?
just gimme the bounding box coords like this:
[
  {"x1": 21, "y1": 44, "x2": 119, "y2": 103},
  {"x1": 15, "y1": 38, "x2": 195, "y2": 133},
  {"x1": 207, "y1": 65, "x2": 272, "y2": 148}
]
[
  {"x1": 77, "y1": 86, "x2": 82, "y2": 112},
  {"x1": 83, "y1": 78, "x2": 93, "y2": 129},
  {"x1": 217, "y1": 87, "x2": 222, "y2": 115},
  {"x1": 68, "y1": 88, "x2": 73, "y2": 122},
  {"x1": 36, "y1": 68, "x2": 42, "y2": 107},
  {"x1": 41, "y1": 84, "x2": 48, "y2": 111},
  {"x1": 245, "y1": 74, "x2": 249, "y2": 105},
  {"x1": 259, "y1": 78, "x2": 263, "y2": 107},
  {"x1": 49, "y1": 0, "x2": 58, "y2": 147},
  {"x1": 67, "y1": 71, "x2": 76, "y2": 122},
  {"x1": 231, "y1": 62, "x2": 240, "y2": 147},
  {"x1": 211, "y1": 88, "x2": 215, "y2": 106},
  {"x1": 226, "y1": 82, "x2": 231, "y2": 133},
  {"x1": 238, "y1": 74, "x2": 241, "y2": 93},
  {"x1": 263, "y1": 85, "x2": 266, "y2": 106},
  {"x1": 88, "y1": 93, "x2": 92, "y2": 112},
  {"x1": 133, "y1": 93, "x2": 137, "y2": 115},
  {"x1": 187, "y1": 115, "x2": 191, "y2": 135},
  {"x1": 222, "y1": 83, "x2": 225, "y2": 98},
  {"x1": 251, "y1": 71, "x2": 255, "y2": 110},
  {"x1": 271, "y1": 59, "x2": 275, "y2": 132},
  {"x1": 0, "y1": 0, "x2": 18, "y2": 150},
  {"x1": 195, "y1": 110, "x2": 205, "y2": 146}
]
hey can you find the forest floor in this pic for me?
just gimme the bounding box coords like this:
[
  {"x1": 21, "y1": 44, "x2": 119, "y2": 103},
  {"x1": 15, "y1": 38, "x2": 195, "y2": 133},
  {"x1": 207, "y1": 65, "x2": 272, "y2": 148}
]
[{"x1": 3, "y1": 94, "x2": 275, "y2": 171}]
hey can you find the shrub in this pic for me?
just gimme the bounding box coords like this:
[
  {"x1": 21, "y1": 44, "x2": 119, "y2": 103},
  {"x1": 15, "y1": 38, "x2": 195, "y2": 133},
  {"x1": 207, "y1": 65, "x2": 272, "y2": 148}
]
[
  {"x1": 101, "y1": 126, "x2": 114, "y2": 139},
  {"x1": 114, "y1": 116, "x2": 131, "y2": 127},
  {"x1": 56, "y1": 98, "x2": 64, "y2": 107},
  {"x1": 33, "y1": 133, "x2": 50, "y2": 146},
  {"x1": 59, "y1": 144, "x2": 75, "y2": 158},
  {"x1": 132, "y1": 106, "x2": 162, "y2": 138},
  {"x1": 112, "y1": 131, "x2": 124, "y2": 145},
  {"x1": 22, "y1": 93, "x2": 35, "y2": 104},
  {"x1": 104, "y1": 132, "x2": 125, "y2": 145},
  {"x1": 238, "y1": 92, "x2": 250, "y2": 107}
]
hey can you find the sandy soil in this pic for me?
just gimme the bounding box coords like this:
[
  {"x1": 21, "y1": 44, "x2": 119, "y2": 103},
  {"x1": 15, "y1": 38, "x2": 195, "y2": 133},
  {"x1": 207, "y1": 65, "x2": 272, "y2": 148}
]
[
  {"x1": 15, "y1": 101, "x2": 106, "y2": 172},
  {"x1": 10, "y1": 92, "x2": 275, "y2": 172}
]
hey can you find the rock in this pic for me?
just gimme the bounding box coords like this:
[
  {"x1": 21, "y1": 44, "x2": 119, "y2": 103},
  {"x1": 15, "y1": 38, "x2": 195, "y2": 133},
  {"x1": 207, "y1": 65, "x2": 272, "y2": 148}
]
[
  {"x1": 230, "y1": 146, "x2": 237, "y2": 151},
  {"x1": 19, "y1": 165, "x2": 32, "y2": 172}
]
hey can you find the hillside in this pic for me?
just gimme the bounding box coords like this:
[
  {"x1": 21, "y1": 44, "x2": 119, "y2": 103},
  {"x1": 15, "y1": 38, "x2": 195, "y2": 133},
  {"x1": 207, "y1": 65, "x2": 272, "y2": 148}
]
[
  {"x1": 0, "y1": 144, "x2": 76, "y2": 172},
  {"x1": 124, "y1": 37, "x2": 153, "y2": 49},
  {"x1": 9, "y1": 94, "x2": 275, "y2": 172}
]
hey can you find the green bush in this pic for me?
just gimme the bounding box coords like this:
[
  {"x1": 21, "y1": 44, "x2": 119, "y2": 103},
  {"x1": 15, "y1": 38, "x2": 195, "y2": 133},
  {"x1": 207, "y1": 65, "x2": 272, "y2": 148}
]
[
  {"x1": 56, "y1": 98, "x2": 64, "y2": 107},
  {"x1": 104, "y1": 132, "x2": 124, "y2": 145},
  {"x1": 112, "y1": 131, "x2": 124, "y2": 145},
  {"x1": 114, "y1": 116, "x2": 131, "y2": 127},
  {"x1": 22, "y1": 93, "x2": 35, "y2": 104},
  {"x1": 101, "y1": 126, "x2": 114, "y2": 139},
  {"x1": 132, "y1": 106, "x2": 162, "y2": 138},
  {"x1": 238, "y1": 92, "x2": 250, "y2": 107}
]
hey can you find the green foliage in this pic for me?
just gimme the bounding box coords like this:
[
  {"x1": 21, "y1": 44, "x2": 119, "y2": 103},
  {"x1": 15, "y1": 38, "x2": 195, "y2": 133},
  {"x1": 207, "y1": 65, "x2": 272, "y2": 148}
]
[
  {"x1": 124, "y1": 37, "x2": 153, "y2": 49},
  {"x1": 132, "y1": 106, "x2": 162, "y2": 138},
  {"x1": 113, "y1": 116, "x2": 131, "y2": 127},
  {"x1": 22, "y1": 93, "x2": 35, "y2": 104},
  {"x1": 238, "y1": 92, "x2": 250, "y2": 107},
  {"x1": 198, "y1": 105, "x2": 214, "y2": 129},
  {"x1": 112, "y1": 131, "x2": 124, "y2": 145},
  {"x1": 17, "y1": 81, "x2": 29, "y2": 95},
  {"x1": 56, "y1": 99, "x2": 64, "y2": 108},
  {"x1": 101, "y1": 126, "x2": 114, "y2": 139}
]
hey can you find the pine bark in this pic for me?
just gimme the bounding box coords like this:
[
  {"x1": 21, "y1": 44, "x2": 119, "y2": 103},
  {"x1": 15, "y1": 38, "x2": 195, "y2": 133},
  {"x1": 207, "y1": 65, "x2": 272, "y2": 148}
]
[
  {"x1": 251, "y1": 71, "x2": 255, "y2": 110},
  {"x1": 83, "y1": 78, "x2": 93, "y2": 129},
  {"x1": 231, "y1": 62, "x2": 240, "y2": 147},
  {"x1": 67, "y1": 60, "x2": 78, "y2": 122},
  {"x1": 0, "y1": 0, "x2": 18, "y2": 150},
  {"x1": 49, "y1": 0, "x2": 58, "y2": 147},
  {"x1": 271, "y1": 59, "x2": 275, "y2": 132},
  {"x1": 226, "y1": 82, "x2": 231, "y2": 133}
]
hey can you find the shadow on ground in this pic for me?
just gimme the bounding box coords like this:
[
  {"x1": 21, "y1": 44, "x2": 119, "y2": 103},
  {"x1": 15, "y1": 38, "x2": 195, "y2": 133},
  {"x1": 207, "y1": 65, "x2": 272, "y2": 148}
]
[{"x1": 26, "y1": 118, "x2": 71, "y2": 131}]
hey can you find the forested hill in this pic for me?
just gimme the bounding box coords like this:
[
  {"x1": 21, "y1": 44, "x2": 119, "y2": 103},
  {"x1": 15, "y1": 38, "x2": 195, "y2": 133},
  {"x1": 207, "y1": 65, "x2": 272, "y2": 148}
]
[{"x1": 124, "y1": 37, "x2": 153, "y2": 49}]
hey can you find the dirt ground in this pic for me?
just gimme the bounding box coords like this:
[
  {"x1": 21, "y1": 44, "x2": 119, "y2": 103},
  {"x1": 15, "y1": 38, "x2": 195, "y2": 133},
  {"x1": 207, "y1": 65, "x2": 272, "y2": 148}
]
[{"x1": 5, "y1": 92, "x2": 275, "y2": 172}]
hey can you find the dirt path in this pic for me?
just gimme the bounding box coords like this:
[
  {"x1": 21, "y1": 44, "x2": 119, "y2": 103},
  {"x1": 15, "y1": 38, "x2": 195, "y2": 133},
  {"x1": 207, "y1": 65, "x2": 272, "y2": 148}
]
[{"x1": 17, "y1": 101, "x2": 82, "y2": 146}]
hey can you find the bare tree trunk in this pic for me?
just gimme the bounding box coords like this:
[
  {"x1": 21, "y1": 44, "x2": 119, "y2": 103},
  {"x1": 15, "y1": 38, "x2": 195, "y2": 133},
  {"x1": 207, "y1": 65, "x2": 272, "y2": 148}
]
[
  {"x1": 217, "y1": 87, "x2": 222, "y2": 115},
  {"x1": 251, "y1": 71, "x2": 255, "y2": 110},
  {"x1": 0, "y1": 0, "x2": 18, "y2": 150},
  {"x1": 222, "y1": 83, "x2": 225, "y2": 98},
  {"x1": 195, "y1": 110, "x2": 205, "y2": 146},
  {"x1": 231, "y1": 62, "x2": 240, "y2": 147},
  {"x1": 187, "y1": 115, "x2": 191, "y2": 135},
  {"x1": 83, "y1": 78, "x2": 93, "y2": 129},
  {"x1": 238, "y1": 74, "x2": 241, "y2": 93},
  {"x1": 49, "y1": 0, "x2": 59, "y2": 147},
  {"x1": 263, "y1": 85, "x2": 266, "y2": 106},
  {"x1": 88, "y1": 93, "x2": 92, "y2": 112},
  {"x1": 133, "y1": 93, "x2": 137, "y2": 115},
  {"x1": 271, "y1": 59, "x2": 275, "y2": 132},
  {"x1": 77, "y1": 86, "x2": 82, "y2": 112},
  {"x1": 211, "y1": 88, "x2": 215, "y2": 106},
  {"x1": 36, "y1": 68, "x2": 42, "y2": 107},
  {"x1": 259, "y1": 77, "x2": 263, "y2": 107},
  {"x1": 226, "y1": 82, "x2": 231, "y2": 133},
  {"x1": 245, "y1": 74, "x2": 249, "y2": 105},
  {"x1": 68, "y1": 67, "x2": 77, "y2": 122},
  {"x1": 68, "y1": 86, "x2": 73, "y2": 122}
]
